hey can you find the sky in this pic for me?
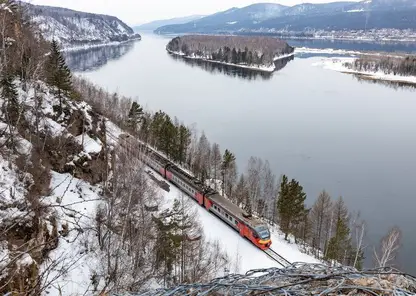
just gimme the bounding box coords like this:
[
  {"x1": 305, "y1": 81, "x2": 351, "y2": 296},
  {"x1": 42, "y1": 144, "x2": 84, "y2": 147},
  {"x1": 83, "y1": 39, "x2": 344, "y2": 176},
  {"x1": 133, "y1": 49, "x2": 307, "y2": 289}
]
[{"x1": 26, "y1": 0, "x2": 361, "y2": 25}]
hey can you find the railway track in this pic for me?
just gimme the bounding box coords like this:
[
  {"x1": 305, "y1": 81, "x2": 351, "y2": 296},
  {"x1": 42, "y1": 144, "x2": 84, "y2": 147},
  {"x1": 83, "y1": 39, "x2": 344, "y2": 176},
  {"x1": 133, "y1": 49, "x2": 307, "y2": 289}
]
[
  {"x1": 106, "y1": 128, "x2": 293, "y2": 269},
  {"x1": 264, "y1": 248, "x2": 291, "y2": 268}
]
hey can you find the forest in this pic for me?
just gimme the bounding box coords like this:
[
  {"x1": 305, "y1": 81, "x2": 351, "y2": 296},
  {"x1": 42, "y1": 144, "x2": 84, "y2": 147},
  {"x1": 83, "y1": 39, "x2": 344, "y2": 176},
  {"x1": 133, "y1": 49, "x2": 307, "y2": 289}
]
[
  {"x1": 166, "y1": 35, "x2": 294, "y2": 68},
  {"x1": 343, "y1": 54, "x2": 416, "y2": 77},
  {"x1": 0, "y1": 0, "x2": 404, "y2": 295}
]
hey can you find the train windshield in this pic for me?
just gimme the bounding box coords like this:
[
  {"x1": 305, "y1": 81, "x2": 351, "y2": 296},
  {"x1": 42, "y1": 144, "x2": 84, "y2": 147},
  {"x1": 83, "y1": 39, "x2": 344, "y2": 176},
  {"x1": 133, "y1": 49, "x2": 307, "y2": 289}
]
[{"x1": 255, "y1": 225, "x2": 270, "y2": 239}]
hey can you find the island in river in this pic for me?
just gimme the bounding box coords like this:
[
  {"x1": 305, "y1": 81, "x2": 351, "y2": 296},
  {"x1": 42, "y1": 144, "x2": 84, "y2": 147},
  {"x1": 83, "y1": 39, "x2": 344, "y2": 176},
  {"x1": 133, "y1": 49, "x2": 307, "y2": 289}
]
[{"x1": 166, "y1": 35, "x2": 295, "y2": 72}]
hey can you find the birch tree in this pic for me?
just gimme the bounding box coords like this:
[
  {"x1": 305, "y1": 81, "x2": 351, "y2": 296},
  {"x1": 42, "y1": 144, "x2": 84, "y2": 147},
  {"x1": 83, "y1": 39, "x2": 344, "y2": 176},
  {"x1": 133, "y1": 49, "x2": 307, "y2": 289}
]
[{"x1": 374, "y1": 226, "x2": 402, "y2": 268}]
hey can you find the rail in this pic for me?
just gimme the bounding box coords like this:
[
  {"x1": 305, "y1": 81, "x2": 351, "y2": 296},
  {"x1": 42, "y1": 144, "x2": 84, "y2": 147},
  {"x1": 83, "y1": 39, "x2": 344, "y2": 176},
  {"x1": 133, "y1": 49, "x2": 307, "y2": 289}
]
[{"x1": 264, "y1": 248, "x2": 291, "y2": 268}]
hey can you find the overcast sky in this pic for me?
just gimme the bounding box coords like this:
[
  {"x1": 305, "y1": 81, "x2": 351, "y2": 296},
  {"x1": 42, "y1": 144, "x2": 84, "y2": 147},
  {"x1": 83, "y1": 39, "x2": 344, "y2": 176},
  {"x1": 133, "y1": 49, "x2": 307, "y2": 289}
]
[{"x1": 26, "y1": 0, "x2": 360, "y2": 25}]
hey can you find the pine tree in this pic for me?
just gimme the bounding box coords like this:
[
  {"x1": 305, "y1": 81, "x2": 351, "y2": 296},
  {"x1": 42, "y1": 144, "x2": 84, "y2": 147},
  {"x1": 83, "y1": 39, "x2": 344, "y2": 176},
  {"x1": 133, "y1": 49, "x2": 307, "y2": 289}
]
[
  {"x1": 176, "y1": 124, "x2": 191, "y2": 164},
  {"x1": 127, "y1": 101, "x2": 143, "y2": 132},
  {"x1": 231, "y1": 48, "x2": 238, "y2": 64},
  {"x1": 277, "y1": 175, "x2": 307, "y2": 241},
  {"x1": 221, "y1": 149, "x2": 236, "y2": 196},
  {"x1": 45, "y1": 39, "x2": 72, "y2": 111},
  {"x1": 0, "y1": 74, "x2": 19, "y2": 125},
  {"x1": 325, "y1": 217, "x2": 350, "y2": 263},
  {"x1": 325, "y1": 197, "x2": 351, "y2": 264}
]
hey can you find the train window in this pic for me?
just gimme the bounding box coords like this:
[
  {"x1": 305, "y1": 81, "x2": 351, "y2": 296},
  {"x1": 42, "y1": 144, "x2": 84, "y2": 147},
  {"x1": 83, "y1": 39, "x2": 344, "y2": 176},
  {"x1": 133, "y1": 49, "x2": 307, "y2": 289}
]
[
  {"x1": 235, "y1": 221, "x2": 238, "y2": 225},
  {"x1": 225, "y1": 213, "x2": 228, "y2": 218}
]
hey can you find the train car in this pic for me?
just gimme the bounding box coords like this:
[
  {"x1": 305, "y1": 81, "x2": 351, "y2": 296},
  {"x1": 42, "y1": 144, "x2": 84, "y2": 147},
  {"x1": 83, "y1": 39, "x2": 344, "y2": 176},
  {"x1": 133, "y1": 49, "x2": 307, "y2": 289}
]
[
  {"x1": 165, "y1": 163, "x2": 272, "y2": 250},
  {"x1": 135, "y1": 142, "x2": 272, "y2": 250}
]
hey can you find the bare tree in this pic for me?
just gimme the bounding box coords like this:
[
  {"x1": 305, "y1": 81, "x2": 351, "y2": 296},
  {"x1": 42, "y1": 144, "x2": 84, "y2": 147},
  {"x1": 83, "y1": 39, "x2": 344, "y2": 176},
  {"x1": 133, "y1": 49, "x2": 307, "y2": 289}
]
[
  {"x1": 373, "y1": 226, "x2": 402, "y2": 268},
  {"x1": 309, "y1": 190, "x2": 332, "y2": 258},
  {"x1": 261, "y1": 160, "x2": 276, "y2": 222},
  {"x1": 210, "y1": 143, "x2": 221, "y2": 190},
  {"x1": 350, "y1": 211, "x2": 366, "y2": 269},
  {"x1": 246, "y1": 156, "x2": 263, "y2": 215}
]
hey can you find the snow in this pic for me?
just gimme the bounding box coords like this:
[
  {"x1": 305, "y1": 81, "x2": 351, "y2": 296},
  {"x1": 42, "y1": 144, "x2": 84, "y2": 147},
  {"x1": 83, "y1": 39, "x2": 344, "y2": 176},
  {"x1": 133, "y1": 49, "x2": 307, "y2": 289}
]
[
  {"x1": 0, "y1": 154, "x2": 27, "y2": 205},
  {"x1": 75, "y1": 134, "x2": 102, "y2": 154},
  {"x1": 16, "y1": 253, "x2": 35, "y2": 270},
  {"x1": 0, "y1": 3, "x2": 13, "y2": 14},
  {"x1": 105, "y1": 120, "x2": 123, "y2": 147},
  {"x1": 295, "y1": 47, "x2": 408, "y2": 59},
  {"x1": 41, "y1": 171, "x2": 101, "y2": 296},
  {"x1": 274, "y1": 52, "x2": 295, "y2": 61},
  {"x1": 62, "y1": 37, "x2": 141, "y2": 53},
  {"x1": 347, "y1": 8, "x2": 365, "y2": 12},
  {"x1": 159, "y1": 174, "x2": 320, "y2": 274},
  {"x1": 0, "y1": 242, "x2": 10, "y2": 281},
  {"x1": 16, "y1": 137, "x2": 32, "y2": 156},
  {"x1": 295, "y1": 47, "x2": 363, "y2": 56},
  {"x1": 313, "y1": 57, "x2": 416, "y2": 85}
]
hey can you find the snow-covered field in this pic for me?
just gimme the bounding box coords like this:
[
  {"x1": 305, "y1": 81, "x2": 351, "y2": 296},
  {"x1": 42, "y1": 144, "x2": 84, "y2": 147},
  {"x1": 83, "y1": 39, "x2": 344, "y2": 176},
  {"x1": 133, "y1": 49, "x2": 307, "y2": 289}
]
[{"x1": 312, "y1": 57, "x2": 416, "y2": 85}]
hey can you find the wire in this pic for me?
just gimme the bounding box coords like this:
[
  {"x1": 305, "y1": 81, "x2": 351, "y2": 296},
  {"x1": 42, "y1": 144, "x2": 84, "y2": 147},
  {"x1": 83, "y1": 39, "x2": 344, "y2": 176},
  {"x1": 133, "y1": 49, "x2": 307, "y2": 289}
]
[{"x1": 113, "y1": 263, "x2": 416, "y2": 296}]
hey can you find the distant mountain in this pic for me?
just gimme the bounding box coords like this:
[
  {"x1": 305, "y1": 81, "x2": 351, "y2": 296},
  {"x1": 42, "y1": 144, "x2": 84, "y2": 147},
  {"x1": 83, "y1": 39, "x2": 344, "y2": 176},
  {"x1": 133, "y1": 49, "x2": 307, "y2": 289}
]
[
  {"x1": 24, "y1": 3, "x2": 141, "y2": 47},
  {"x1": 133, "y1": 15, "x2": 205, "y2": 31},
  {"x1": 155, "y1": 0, "x2": 416, "y2": 34}
]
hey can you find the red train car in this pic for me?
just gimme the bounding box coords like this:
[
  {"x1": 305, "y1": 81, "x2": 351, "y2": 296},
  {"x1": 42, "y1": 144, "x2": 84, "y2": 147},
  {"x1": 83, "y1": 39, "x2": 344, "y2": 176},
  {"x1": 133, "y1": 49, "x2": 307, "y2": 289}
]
[{"x1": 142, "y1": 148, "x2": 272, "y2": 250}]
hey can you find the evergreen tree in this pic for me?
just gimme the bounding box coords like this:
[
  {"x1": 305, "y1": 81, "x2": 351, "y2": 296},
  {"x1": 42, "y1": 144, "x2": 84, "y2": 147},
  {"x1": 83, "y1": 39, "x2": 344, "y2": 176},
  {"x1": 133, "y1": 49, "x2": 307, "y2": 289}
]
[
  {"x1": 127, "y1": 101, "x2": 143, "y2": 132},
  {"x1": 0, "y1": 75, "x2": 18, "y2": 104},
  {"x1": 231, "y1": 48, "x2": 238, "y2": 64},
  {"x1": 221, "y1": 149, "x2": 236, "y2": 196},
  {"x1": 277, "y1": 175, "x2": 307, "y2": 240},
  {"x1": 45, "y1": 39, "x2": 72, "y2": 110},
  {"x1": 325, "y1": 197, "x2": 351, "y2": 264},
  {"x1": 0, "y1": 74, "x2": 19, "y2": 125},
  {"x1": 153, "y1": 198, "x2": 195, "y2": 285},
  {"x1": 176, "y1": 124, "x2": 191, "y2": 164}
]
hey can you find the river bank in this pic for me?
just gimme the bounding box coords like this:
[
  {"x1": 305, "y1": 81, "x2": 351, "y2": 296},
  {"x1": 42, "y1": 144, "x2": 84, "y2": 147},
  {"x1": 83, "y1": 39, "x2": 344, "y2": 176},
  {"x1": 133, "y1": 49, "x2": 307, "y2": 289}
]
[
  {"x1": 167, "y1": 48, "x2": 294, "y2": 72},
  {"x1": 313, "y1": 57, "x2": 416, "y2": 85}
]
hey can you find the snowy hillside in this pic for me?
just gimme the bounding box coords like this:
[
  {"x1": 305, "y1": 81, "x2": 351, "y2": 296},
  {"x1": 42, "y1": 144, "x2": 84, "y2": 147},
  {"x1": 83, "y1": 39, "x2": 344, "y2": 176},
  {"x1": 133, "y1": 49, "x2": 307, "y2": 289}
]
[
  {"x1": 25, "y1": 3, "x2": 141, "y2": 47},
  {"x1": 152, "y1": 172, "x2": 320, "y2": 273}
]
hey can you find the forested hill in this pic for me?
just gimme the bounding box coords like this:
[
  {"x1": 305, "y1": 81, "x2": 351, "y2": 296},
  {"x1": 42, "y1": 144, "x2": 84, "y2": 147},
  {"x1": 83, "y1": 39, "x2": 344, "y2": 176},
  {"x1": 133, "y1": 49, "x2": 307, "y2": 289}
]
[
  {"x1": 155, "y1": 0, "x2": 416, "y2": 34},
  {"x1": 166, "y1": 35, "x2": 294, "y2": 71},
  {"x1": 23, "y1": 2, "x2": 141, "y2": 46}
]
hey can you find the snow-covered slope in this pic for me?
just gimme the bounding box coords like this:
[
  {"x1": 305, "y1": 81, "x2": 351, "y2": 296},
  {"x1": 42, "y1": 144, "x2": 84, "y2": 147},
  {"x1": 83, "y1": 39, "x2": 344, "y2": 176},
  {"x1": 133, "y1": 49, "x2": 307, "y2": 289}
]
[{"x1": 24, "y1": 3, "x2": 141, "y2": 46}]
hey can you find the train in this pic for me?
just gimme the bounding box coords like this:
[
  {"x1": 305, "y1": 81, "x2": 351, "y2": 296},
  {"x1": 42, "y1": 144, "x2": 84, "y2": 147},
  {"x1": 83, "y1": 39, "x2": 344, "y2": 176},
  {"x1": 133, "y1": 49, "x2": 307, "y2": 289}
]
[{"x1": 120, "y1": 134, "x2": 272, "y2": 250}]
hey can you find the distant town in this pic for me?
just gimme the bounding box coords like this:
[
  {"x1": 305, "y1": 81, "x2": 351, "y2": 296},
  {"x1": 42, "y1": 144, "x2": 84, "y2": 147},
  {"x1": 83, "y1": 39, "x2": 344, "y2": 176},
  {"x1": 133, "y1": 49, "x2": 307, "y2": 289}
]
[{"x1": 240, "y1": 28, "x2": 416, "y2": 43}]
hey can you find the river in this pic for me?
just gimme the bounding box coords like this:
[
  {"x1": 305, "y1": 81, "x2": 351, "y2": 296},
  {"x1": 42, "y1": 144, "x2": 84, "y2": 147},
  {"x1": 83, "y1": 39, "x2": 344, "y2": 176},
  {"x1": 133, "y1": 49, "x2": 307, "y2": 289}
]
[{"x1": 69, "y1": 34, "x2": 416, "y2": 273}]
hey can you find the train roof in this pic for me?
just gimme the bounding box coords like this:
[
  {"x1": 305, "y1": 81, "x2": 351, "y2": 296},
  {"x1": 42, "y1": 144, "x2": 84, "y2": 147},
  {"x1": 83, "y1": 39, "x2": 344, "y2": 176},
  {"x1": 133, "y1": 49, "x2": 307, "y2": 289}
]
[
  {"x1": 143, "y1": 146, "x2": 267, "y2": 230},
  {"x1": 208, "y1": 192, "x2": 265, "y2": 228}
]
